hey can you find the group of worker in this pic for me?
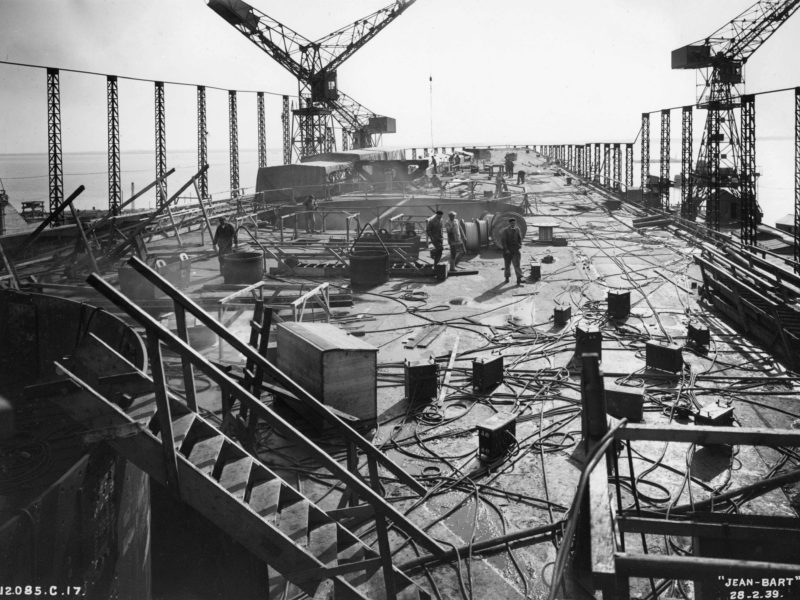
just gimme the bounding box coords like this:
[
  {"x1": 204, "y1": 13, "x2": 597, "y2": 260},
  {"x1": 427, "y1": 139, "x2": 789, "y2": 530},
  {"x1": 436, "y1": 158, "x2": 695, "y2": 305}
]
[
  {"x1": 214, "y1": 193, "x2": 526, "y2": 286},
  {"x1": 426, "y1": 210, "x2": 524, "y2": 285}
]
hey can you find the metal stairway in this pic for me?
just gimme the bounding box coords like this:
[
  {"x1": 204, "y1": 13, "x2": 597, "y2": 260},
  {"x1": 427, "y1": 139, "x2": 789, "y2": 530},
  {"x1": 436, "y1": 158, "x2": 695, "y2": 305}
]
[{"x1": 46, "y1": 260, "x2": 446, "y2": 600}]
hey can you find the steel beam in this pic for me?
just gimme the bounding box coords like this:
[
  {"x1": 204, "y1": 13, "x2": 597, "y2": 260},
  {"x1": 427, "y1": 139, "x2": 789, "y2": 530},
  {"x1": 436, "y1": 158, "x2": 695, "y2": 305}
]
[
  {"x1": 197, "y1": 86, "x2": 208, "y2": 200},
  {"x1": 585, "y1": 144, "x2": 591, "y2": 179},
  {"x1": 613, "y1": 144, "x2": 621, "y2": 191},
  {"x1": 740, "y1": 94, "x2": 758, "y2": 246},
  {"x1": 625, "y1": 144, "x2": 633, "y2": 192},
  {"x1": 681, "y1": 105, "x2": 693, "y2": 219},
  {"x1": 47, "y1": 68, "x2": 64, "y2": 224},
  {"x1": 660, "y1": 109, "x2": 670, "y2": 209},
  {"x1": 603, "y1": 144, "x2": 611, "y2": 188},
  {"x1": 796, "y1": 88, "x2": 800, "y2": 270},
  {"x1": 257, "y1": 91, "x2": 267, "y2": 169},
  {"x1": 155, "y1": 82, "x2": 167, "y2": 208},
  {"x1": 641, "y1": 113, "x2": 650, "y2": 192},
  {"x1": 106, "y1": 76, "x2": 121, "y2": 216},
  {"x1": 593, "y1": 144, "x2": 600, "y2": 184},
  {"x1": 281, "y1": 95, "x2": 291, "y2": 165},
  {"x1": 707, "y1": 101, "x2": 721, "y2": 230},
  {"x1": 228, "y1": 90, "x2": 240, "y2": 198}
]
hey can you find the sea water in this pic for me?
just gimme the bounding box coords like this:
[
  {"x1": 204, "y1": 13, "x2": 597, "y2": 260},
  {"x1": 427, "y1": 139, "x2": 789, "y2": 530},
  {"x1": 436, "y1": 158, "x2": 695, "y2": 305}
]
[
  {"x1": 0, "y1": 147, "x2": 282, "y2": 214},
  {"x1": 1, "y1": 139, "x2": 797, "y2": 227}
]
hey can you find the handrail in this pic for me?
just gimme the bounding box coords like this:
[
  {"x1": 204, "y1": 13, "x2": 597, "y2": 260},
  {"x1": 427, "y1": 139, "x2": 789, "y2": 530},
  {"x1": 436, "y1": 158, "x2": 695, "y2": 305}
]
[
  {"x1": 126, "y1": 256, "x2": 428, "y2": 498},
  {"x1": 86, "y1": 271, "x2": 445, "y2": 558}
]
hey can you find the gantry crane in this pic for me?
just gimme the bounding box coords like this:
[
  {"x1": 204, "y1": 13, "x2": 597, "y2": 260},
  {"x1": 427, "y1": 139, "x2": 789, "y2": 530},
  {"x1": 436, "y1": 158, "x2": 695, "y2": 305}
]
[
  {"x1": 208, "y1": 0, "x2": 416, "y2": 161},
  {"x1": 672, "y1": 0, "x2": 800, "y2": 243}
]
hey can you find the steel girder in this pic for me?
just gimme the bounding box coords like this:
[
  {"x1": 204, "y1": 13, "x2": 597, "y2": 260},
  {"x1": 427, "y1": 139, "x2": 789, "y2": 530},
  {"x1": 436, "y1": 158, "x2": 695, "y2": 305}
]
[
  {"x1": 155, "y1": 82, "x2": 167, "y2": 208},
  {"x1": 641, "y1": 113, "x2": 650, "y2": 193},
  {"x1": 107, "y1": 75, "x2": 121, "y2": 216},
  {"x1": 228, "y1": 90, "x2": 240, "y2": 197},
  {"x1": 257, "y1": 92, "x2": 267, "y2": 168},
  {"x1": 740, "y1": 94, "x2": 758, "y2": 246},
  {"x1": 47, "y1": 68, "x2": 64, "y2": 224},
  {"x1": 681, "y1": 106, "x2": 694, "y2": 219},
  {"x1": 197, "y1": 86, "x2": 209, "y2": 200},
  {"x1": 660, "y1": 109, "x2": 671, "y2": 209}
]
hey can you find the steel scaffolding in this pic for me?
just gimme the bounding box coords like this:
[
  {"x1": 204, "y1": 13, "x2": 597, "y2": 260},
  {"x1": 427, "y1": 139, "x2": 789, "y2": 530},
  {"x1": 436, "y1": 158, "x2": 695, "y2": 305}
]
[
  {"x1": 107, "y1": 76, "x2": 121, "y2": 216},
  {"x1": 740, "y1": 94, "x2": 758, "y2": 246},
  {"x1": 603, "y1": 144, "x2": 611, "y2": 188},
  {"x1": 660, "y1": 109, "x2": 671, "y2": 210},
  {"x1": 641, "y1": 112, "x2": 650, "y2": 192},
  {"x1": 625, "y1": 144, "x2": 633, "y2": 191},
  {"x1": 257, "y1": 92, "x2": 267, "y2": 169},
  {"x1": 47, "y1": 68, "x2": 63, "y2": 223},
  {"x1": 593, "y1": 144, "x2": 600, "y2": 183},
  {"x1": 197, "y1": 86, "x2": 208, "y2": 200},
  {"x1": 613, "y1": 144, "x2": 621, "y2": 192},
  {"x1": 585, "y1": 144, "x2": 591, "y2": 179},
  {"x1": 228, "y1": 90, "x2": 240, "y2": 198},
  {"x1": 796, "y1": 87, "x2": 800, "y2": 269},
  {"x1": 282, "y1": 95, "x2": 291, "y2": 165},
  {"x1": 155, "y1": 82, "x2": 167, "y2": 208},
  {"x1": 681, "y1": 106, "x2": 693, "y2": 219},
  {"x1": 568, "y1": 145, "x2": 573, "y2": 172},
  {"x1": 706, "y1": 101, "x2": 722, "y2": 230}
]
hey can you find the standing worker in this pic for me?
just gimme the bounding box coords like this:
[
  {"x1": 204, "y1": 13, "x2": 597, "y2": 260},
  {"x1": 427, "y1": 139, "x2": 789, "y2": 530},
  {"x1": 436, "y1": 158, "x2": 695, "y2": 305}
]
[
  {"x1": 517, "y1": 169, "x2": 526, "y2": 185},
  {"x1": 505, "y1": 154, "x2": 514, "y2": 176},
  {"x1": 426, "y1": 210, "x2": 444, "y2": 266},
  {"x1": 445, "y1": 211, "x2": 464, "y2": 271},
  {"x1": 500, "y1": 217, "x2": 524, "y2": 286},
  {"x1": 304, "y1": 194, "x2": 318, "y2": 233},
  {"x1": 213, "y1": 216, "x2": 237, "y2": 273}
]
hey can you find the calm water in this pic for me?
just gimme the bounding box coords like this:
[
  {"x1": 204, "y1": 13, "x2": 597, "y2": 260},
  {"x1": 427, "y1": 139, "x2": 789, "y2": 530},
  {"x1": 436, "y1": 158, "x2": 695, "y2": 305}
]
[
  {"x1": 0, "y1": 147, "x2": 282, "y2": 214},
  {"x1": 1, "y1": 139, "x2": 796, "y2": 226}
]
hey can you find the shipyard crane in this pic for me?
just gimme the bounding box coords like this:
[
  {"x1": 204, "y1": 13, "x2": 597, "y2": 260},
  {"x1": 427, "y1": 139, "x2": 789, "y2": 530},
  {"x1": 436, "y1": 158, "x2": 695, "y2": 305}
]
[
  {"x1": 207, "y1": 0, "x2": 416, "y2": 161},
  {"x1": 672, "y1": 0, "x2": 800, "y2": 243}
]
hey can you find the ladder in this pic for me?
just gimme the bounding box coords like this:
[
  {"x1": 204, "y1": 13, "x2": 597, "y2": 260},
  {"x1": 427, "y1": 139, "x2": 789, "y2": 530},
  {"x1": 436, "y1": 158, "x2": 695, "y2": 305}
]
[{"x1": 48, "y1": 261, "x2": 448, "y2": 599}]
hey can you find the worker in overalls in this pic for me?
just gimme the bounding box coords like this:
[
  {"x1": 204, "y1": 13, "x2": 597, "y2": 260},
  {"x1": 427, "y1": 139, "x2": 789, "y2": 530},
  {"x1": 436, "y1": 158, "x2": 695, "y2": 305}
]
[
  {"x1": 426, "y1": 210, "x2": 444, "y2": 266},
  {"x1": 213, "y1": 216, "x2": 237, "y2": 272},
  {"x1": 445, "y1": 211, "x2": 465, "y2": 271},
  {"x1": 500, "y1": 217, "x2": 524, "y2": 286}
]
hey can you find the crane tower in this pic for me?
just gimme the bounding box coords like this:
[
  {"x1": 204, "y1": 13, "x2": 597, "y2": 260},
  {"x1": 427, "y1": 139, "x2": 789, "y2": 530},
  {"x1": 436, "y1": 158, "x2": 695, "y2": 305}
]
[
  {"x1": 208, "y1": 0, "x2": 416, "y2": 161},
  {"x1": 672, "y1": 0, "x2": 800, "y2": 244}
]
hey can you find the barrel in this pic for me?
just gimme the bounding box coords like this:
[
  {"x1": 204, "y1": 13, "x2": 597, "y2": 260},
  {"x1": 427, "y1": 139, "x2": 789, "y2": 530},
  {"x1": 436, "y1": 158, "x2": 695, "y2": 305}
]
[
  {"x1": 350, "y1": 250, "x2": 389, "y2": 289},
  {"x1": 221, "y1": 251, "x2": 264, "y2": 284}
]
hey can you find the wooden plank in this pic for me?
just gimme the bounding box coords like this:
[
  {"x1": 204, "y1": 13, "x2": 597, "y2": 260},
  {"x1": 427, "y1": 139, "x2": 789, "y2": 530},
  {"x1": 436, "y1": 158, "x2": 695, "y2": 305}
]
[
  {"x1": 404, "y1": 325, "x2": 432, "y2": 348},
  {"x1": 249, "y1": 478, "x2": 283, "y2": 523},
  {"x1": 618, "y1": 515, "x2": 800, "y2": 542},
  {"x1": 217, "y1": 456, "x2": 253, "y2": 501},
  {"x1": 416, "y1": 324, "x2": 446, "y2": 348},
  {"x1": 615, "y1": 423, "x2": 800, "y2": 447},
  {"x1": 589, "y1": 461, "x2": 616, "y2": 584},
  {"x1": 614, "y1": 552, "x2": 800, "y2": 579},
  {"x1": 168, "y1": 413, "x2": 197, "y2": 448},
  {"x1": 308, "y1": 522, "x2": 339, "y2": 568},
  {"x1": 436, "y1": 334, "x2": 459, "y2": 405},
  {"x1": 187, "y1": 434, "x2": 225, "y2": 474},
  {"x1": 279, "y1": 499, "x2": 310, "y2": 547}
]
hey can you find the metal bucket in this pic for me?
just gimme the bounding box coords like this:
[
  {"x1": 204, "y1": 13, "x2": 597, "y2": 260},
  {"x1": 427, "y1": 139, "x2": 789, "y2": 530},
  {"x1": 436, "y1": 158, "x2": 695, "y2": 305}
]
[
  {"x1": 350, "y1": 250, "x2": 389, "y2": 289},
  {"x1": 222, "y1": 251, "x2": 264, "y2": 284}
]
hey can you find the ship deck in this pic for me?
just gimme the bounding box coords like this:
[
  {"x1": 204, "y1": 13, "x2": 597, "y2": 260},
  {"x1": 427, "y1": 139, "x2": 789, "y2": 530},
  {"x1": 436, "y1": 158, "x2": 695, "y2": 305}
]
[{"x1": 12, "y1": 149, "x2": 800, "y2": 599}]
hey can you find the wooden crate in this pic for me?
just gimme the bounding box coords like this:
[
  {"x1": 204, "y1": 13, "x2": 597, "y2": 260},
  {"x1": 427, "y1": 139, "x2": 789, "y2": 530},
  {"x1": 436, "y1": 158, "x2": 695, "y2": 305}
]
[{"x1": 276, "y1": 322, "x2": 377, "y2": 422}]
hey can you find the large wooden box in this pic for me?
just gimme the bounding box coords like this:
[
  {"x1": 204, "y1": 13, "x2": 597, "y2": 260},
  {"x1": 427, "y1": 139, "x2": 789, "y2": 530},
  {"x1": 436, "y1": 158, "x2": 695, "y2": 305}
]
[{"x1": 276, "y1": 322, "x2": 378, "y2": 422}]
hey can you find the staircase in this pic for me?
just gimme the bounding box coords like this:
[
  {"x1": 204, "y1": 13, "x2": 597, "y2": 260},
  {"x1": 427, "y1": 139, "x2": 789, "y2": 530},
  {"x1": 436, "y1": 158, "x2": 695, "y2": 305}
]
[{"x1": 43, "y1": 257, "x2": 446, "y2": 600}]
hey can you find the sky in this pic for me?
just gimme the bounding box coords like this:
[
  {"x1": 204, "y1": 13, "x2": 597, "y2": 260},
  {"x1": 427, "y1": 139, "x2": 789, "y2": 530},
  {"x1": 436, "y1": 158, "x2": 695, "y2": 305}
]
[{"x1": 2, "y1": 0, "x2": 800, "y2": 154}]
